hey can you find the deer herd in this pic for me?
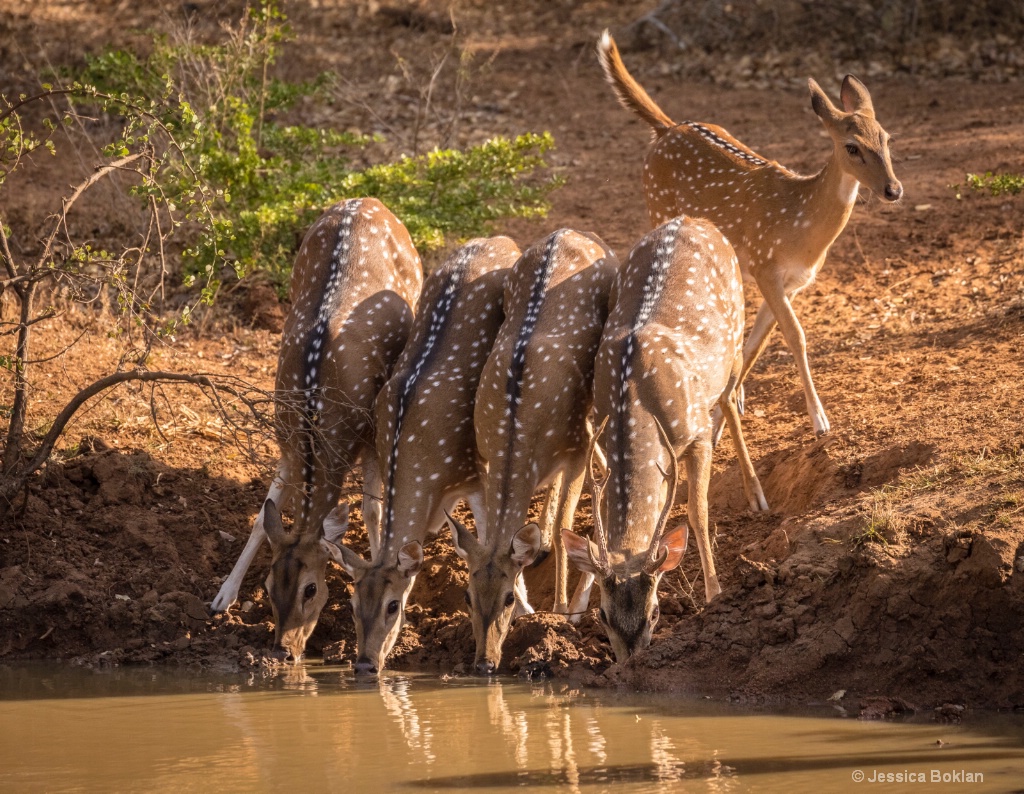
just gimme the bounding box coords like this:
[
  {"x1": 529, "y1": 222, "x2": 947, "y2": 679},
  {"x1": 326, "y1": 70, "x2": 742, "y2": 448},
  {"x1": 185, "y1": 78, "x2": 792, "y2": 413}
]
[{"x1": 211, "y1": 32, "x2": 902, "y2": 674}]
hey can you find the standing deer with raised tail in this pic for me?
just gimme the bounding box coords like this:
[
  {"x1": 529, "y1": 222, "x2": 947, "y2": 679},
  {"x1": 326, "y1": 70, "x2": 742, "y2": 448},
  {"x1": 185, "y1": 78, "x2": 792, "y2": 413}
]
[
  {"x1": 210, "y1": 198, "x2": 422, "y2": 662},
  {"x1": 598, "y1": 32, "x2": 902, "y2": 437},
  {"x1": 447, "y1": 229, "x2": 619, "y2": 674},
  {"x1": 563, "y1": 217, "x2": 767, "y2": 663},
  {"x1": 324, "y1": 237, "x2": 519, "y2": 675}
]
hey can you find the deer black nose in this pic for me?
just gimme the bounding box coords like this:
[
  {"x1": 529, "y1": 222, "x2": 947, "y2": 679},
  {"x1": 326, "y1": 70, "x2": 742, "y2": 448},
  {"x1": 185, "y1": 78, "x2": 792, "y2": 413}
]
[
  {"x1": 884, "y1": 182, "x2": 903, "y2": 201},
  {"x1": 476, "y1": 659, "x2": 497, "y2": 676},
  {"x1": 354, "y1": 658, "x2": 378, "y2": 676},
  {"x1": 269, "y1": 646, "x2": 290, "y2": 662}
]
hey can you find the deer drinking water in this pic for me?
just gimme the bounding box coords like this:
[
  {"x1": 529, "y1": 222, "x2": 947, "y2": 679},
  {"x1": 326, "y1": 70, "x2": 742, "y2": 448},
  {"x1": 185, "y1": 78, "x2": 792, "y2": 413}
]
[
  {"x1": 325, "y1": 237, "x2": 519, "y2": 675},
  {"x1": 448, "y1": 229, "x2": 619, "y2": 674},
  {"x1": 598, "y1": 32, "x2": 902, "y2": 437},
  {"x1": 563, "y1": 216, "x2": 767, "y2": 663},
  {"x1": 210, "y1": 198, "x2": 422, "y2": 662}
]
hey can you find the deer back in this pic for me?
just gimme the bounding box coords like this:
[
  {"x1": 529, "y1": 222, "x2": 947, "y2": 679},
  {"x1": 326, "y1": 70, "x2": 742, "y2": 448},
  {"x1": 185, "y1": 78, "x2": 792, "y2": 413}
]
[
  {"x1": 475, "y1": 229, "x2": 618, "y2": 546},
  {"x1": 594, "y1": 215, "x2": 744, "y2": 557}
]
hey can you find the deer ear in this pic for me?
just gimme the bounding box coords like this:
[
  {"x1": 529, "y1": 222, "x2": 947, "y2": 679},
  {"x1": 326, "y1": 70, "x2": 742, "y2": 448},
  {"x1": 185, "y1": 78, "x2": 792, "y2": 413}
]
[
  {"x1": 397, "y1": 541, "x2": 423, "y2": 578},
  {"x1": 839, "y1": 74, "x2": 874, "y2": 116},
  {"x1": 562, "y1": 529, "x2": 600, "y2": 575},
  {"x1": 323, "y1": 503, "x2": 350, "y2": 543},
  {"x1": 808, "y1": 78, "x2": 840, "y2": 126},
  {"x1": 656, "y1": 524, "x2": 688, "y2": 573},
  {"x1": 447, "y1": 511, "x2": 482, "y2": 562},
  {"x1": 322, "y1": 539, "x2": 370, "y2": 581},
  {"x1": 261, "y1": 499, "x2": 287, "y2": 547},
  {"x1": 510, "y1": 523, "x2": 542, "y2": 568}
]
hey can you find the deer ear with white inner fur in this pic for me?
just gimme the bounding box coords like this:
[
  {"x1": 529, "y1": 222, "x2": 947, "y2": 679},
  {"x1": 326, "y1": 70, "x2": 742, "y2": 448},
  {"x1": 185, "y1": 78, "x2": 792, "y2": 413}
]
[
  {"x1": 839, "y1": 74, "x2": 874, "y2": 116},
  {"x1": 397, "y1": 541, "x2": 423, "y2": 577},
  {"x1": 322, "y1": 503, "x2": 350, "y2": 543},
  {"x1": 262, "y1": 498, "x2": 287, "y2": 547},
  {"x1": 321, "y1": 539, "x2": 371, "y2": 581},
  {"x1": 655, "y1": 524, "x2": 688, "y2": 573},
  {"x1": 510, "y1": 523, "x2": 542, "y2": 568},
  {"x1": 562, "y1": 529, "x2": 600, "y2": 575}
]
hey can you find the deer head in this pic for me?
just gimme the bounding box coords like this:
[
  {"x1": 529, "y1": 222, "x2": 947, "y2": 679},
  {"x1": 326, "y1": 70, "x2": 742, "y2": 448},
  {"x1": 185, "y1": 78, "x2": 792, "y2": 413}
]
[
  {"x1": 562, "y1": 419, "x2": 687, "y2": 663},
  {"x1": 448, "y1": 512, "x2": 542, "y2": 674},
  {"x1": 324, "y1": 538, "x2": 423, "y2": 675},
  {"x1": 809, "y1": 75, "x2": 902, "y2": 202},
  {"x1": 262, "y1": 499, "x2": 349, "y2": 662}
]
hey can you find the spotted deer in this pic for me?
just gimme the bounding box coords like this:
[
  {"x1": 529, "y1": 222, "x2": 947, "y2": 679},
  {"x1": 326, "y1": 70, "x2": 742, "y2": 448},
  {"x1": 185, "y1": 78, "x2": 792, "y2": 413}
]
[
  {"x1": 210, "y1": 198, "x2": 422, "y2": 662},
  {"x1": 563, "y1": 216, "x2": 767, "y2": 663},
  {"x1": 447, "y1": 229, "x2": 619, "y2": 674},
  {"x1": 324, "y1": 237, "x2": 519, "y2": 675},
  {"x1": 598, "y1": 32, "x2": 902, "y2": 437}
]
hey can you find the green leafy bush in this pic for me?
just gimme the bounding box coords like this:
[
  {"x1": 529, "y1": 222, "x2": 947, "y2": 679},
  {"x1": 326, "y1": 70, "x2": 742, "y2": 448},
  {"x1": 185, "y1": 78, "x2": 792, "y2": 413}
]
[
  {"x1": 954, "y1": 171, "x2": 1024, "y2": 199},
  {"x1": 73, "y1": 1, "x2": 561, "y2": 288}
]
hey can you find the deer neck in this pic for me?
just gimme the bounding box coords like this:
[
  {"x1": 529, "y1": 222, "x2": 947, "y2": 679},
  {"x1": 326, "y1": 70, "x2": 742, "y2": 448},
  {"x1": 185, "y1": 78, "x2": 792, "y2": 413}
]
[{"x1": 800, "y1": 152, "x2": 860, "y2": 262}]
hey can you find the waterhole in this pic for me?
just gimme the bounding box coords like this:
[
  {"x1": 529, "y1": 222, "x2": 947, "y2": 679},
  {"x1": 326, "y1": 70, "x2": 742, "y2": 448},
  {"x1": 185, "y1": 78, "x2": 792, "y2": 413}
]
[{"x1": 1, "y1": 664, "x2": 1022, "y2": 792}]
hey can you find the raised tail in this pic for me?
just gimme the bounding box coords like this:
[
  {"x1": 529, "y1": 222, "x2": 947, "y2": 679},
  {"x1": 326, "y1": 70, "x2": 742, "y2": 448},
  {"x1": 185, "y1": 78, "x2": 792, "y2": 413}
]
[{"x1": 597, "y1": 30, "x2": 675, "y2": 132}]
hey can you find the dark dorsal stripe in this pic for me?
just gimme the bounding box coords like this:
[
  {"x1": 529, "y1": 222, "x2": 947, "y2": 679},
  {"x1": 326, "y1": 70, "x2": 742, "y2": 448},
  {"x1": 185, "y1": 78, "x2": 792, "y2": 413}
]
[
  {"x1": 382, "y1": 242, "x2": 475, "y2": 541},
  {"x1": 681, "y1": 121, "x2": 768, "y2": 167},
  {"x1": 498, "y1": 231, "x2": 560, "y2": 527},
  {"x1": 298, "y1": 200, "x2": 361, "y2": 525},
  {"x1": 613, "y1": 218, "x2": 682, "y2": 515}
]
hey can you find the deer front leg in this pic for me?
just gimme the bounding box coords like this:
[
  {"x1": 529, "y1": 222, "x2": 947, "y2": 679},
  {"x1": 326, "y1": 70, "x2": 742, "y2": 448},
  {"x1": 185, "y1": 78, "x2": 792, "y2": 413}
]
[
  {"x1": 552, "y1": 455, "x2": 587, "y2": 615},
  {"x1": 718, "y1": 390, "x2": 769, "y2": 512},
  {"x1": 685, "y1": 442, "x2": 721, "y2": 602},
  {"x1": 754, "y1": 273, "x2": 830, "y2": 436},
  {"x1": 211, "y1": 475, "x2": 287, "y2": 612},
  {"x1": 361, "y1": 450, "x2": 384, "y2": 560},
  {"x1": 712, "y1": 301, "x2": 777, "y2": 445}
]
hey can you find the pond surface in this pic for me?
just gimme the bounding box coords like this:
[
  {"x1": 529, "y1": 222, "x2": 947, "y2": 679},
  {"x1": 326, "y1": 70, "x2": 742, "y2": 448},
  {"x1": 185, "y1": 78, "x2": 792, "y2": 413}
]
[{"x1": 1, "y1": 663, "x2": 1022, "y2": 793}]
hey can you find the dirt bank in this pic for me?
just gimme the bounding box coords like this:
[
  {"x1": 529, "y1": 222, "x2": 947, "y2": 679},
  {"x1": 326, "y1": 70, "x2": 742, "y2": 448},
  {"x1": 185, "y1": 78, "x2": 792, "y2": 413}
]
[{"x1": 1, "y1": 1, "x2": 1023, "y2": 713}]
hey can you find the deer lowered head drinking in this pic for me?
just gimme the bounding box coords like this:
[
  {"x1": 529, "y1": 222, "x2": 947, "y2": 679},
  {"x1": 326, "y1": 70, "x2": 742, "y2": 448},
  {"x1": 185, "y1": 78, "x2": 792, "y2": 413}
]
[
  {"x1": 563, "y1": 216, "x2": 767, "y2": 663},
  {"x1": 325, "y1": 237, "x2": 519, "y2": 675},
  {"x1": 211, "y1": 198, "x2": 422, "y2": 662}
]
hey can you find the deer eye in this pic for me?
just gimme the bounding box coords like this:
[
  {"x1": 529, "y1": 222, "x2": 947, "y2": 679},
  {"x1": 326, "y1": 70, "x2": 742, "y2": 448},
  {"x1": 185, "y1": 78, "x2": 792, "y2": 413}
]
[
  {"x1": 303, "y1": 583, "x2": 317, "y2": 600},
  {"x1": 845, "y1": 143, "x2": 860, "y2": 157},
  {"x1": 387, "y1": 600, "x2": 400, "y2": 616},
  {"x1": 599, "y1": 608, "x2": 608, "y2": 624},
  {"x1": 504, "y1": 592, "x2": 516, "y2": 609},
  {"x1": 464, "y1": 591, "x2": 471, "y2": 606}
]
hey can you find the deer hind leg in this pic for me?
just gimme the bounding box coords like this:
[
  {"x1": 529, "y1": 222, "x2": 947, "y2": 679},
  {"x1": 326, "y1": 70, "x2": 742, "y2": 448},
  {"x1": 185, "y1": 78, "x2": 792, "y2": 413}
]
[
  {"x1": 685, "y1": 441, "x2": 721, "y2": 602},
  {"x1": 718, "y1": 387, "x2": 769, "y2": 512},
  {"x1": 361, "y1": 449, "x2": 384, "y2": 560},
  {"x1": 210, "y1": 472, "x2": 289, "y2": 613},
  {"x1": 755, "y1": 273, "x2": 830, "y2": 436},
  {"x1": 712, "y1": 301, "x2": 777, "y2": 446}
]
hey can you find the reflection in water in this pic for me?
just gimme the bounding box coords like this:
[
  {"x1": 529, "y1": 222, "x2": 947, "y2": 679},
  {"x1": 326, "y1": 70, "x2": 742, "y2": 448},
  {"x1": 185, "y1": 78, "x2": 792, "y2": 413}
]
[
  {"x1": 0, "y1": 665, "x2": 1022, "y2": 793},
  {"x1": 379, "y1": 675, "x2": 435, "y2": 764}
]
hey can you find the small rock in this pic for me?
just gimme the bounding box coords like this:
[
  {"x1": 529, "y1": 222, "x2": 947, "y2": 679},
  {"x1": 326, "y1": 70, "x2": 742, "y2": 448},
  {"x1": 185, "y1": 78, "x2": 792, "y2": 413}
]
[{"x1": 241, "y1": 600, "x2": 254, "y2": 613}]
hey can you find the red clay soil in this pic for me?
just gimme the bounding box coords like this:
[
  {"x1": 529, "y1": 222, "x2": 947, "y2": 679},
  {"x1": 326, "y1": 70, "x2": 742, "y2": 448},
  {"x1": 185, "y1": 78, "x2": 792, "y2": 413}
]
[{"x1": 1, "y1": 1, "x2": 1023, "y2": 715}]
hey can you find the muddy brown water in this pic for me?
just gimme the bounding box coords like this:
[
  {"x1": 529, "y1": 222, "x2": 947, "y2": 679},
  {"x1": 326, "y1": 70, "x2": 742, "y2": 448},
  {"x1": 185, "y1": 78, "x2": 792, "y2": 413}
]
[{"x1": 1, "y1": 665, "x2": 1022, "y2": 793}]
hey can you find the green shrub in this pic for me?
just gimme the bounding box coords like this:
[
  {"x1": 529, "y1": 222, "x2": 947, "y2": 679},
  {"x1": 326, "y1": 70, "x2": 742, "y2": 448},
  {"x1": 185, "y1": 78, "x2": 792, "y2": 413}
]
[
  {"x1": 954, "y1": 171, "x2": 1024, "y2": 199},
  {"x1": 73, "y1": 0, "x2": 561, "y2": 290}
]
